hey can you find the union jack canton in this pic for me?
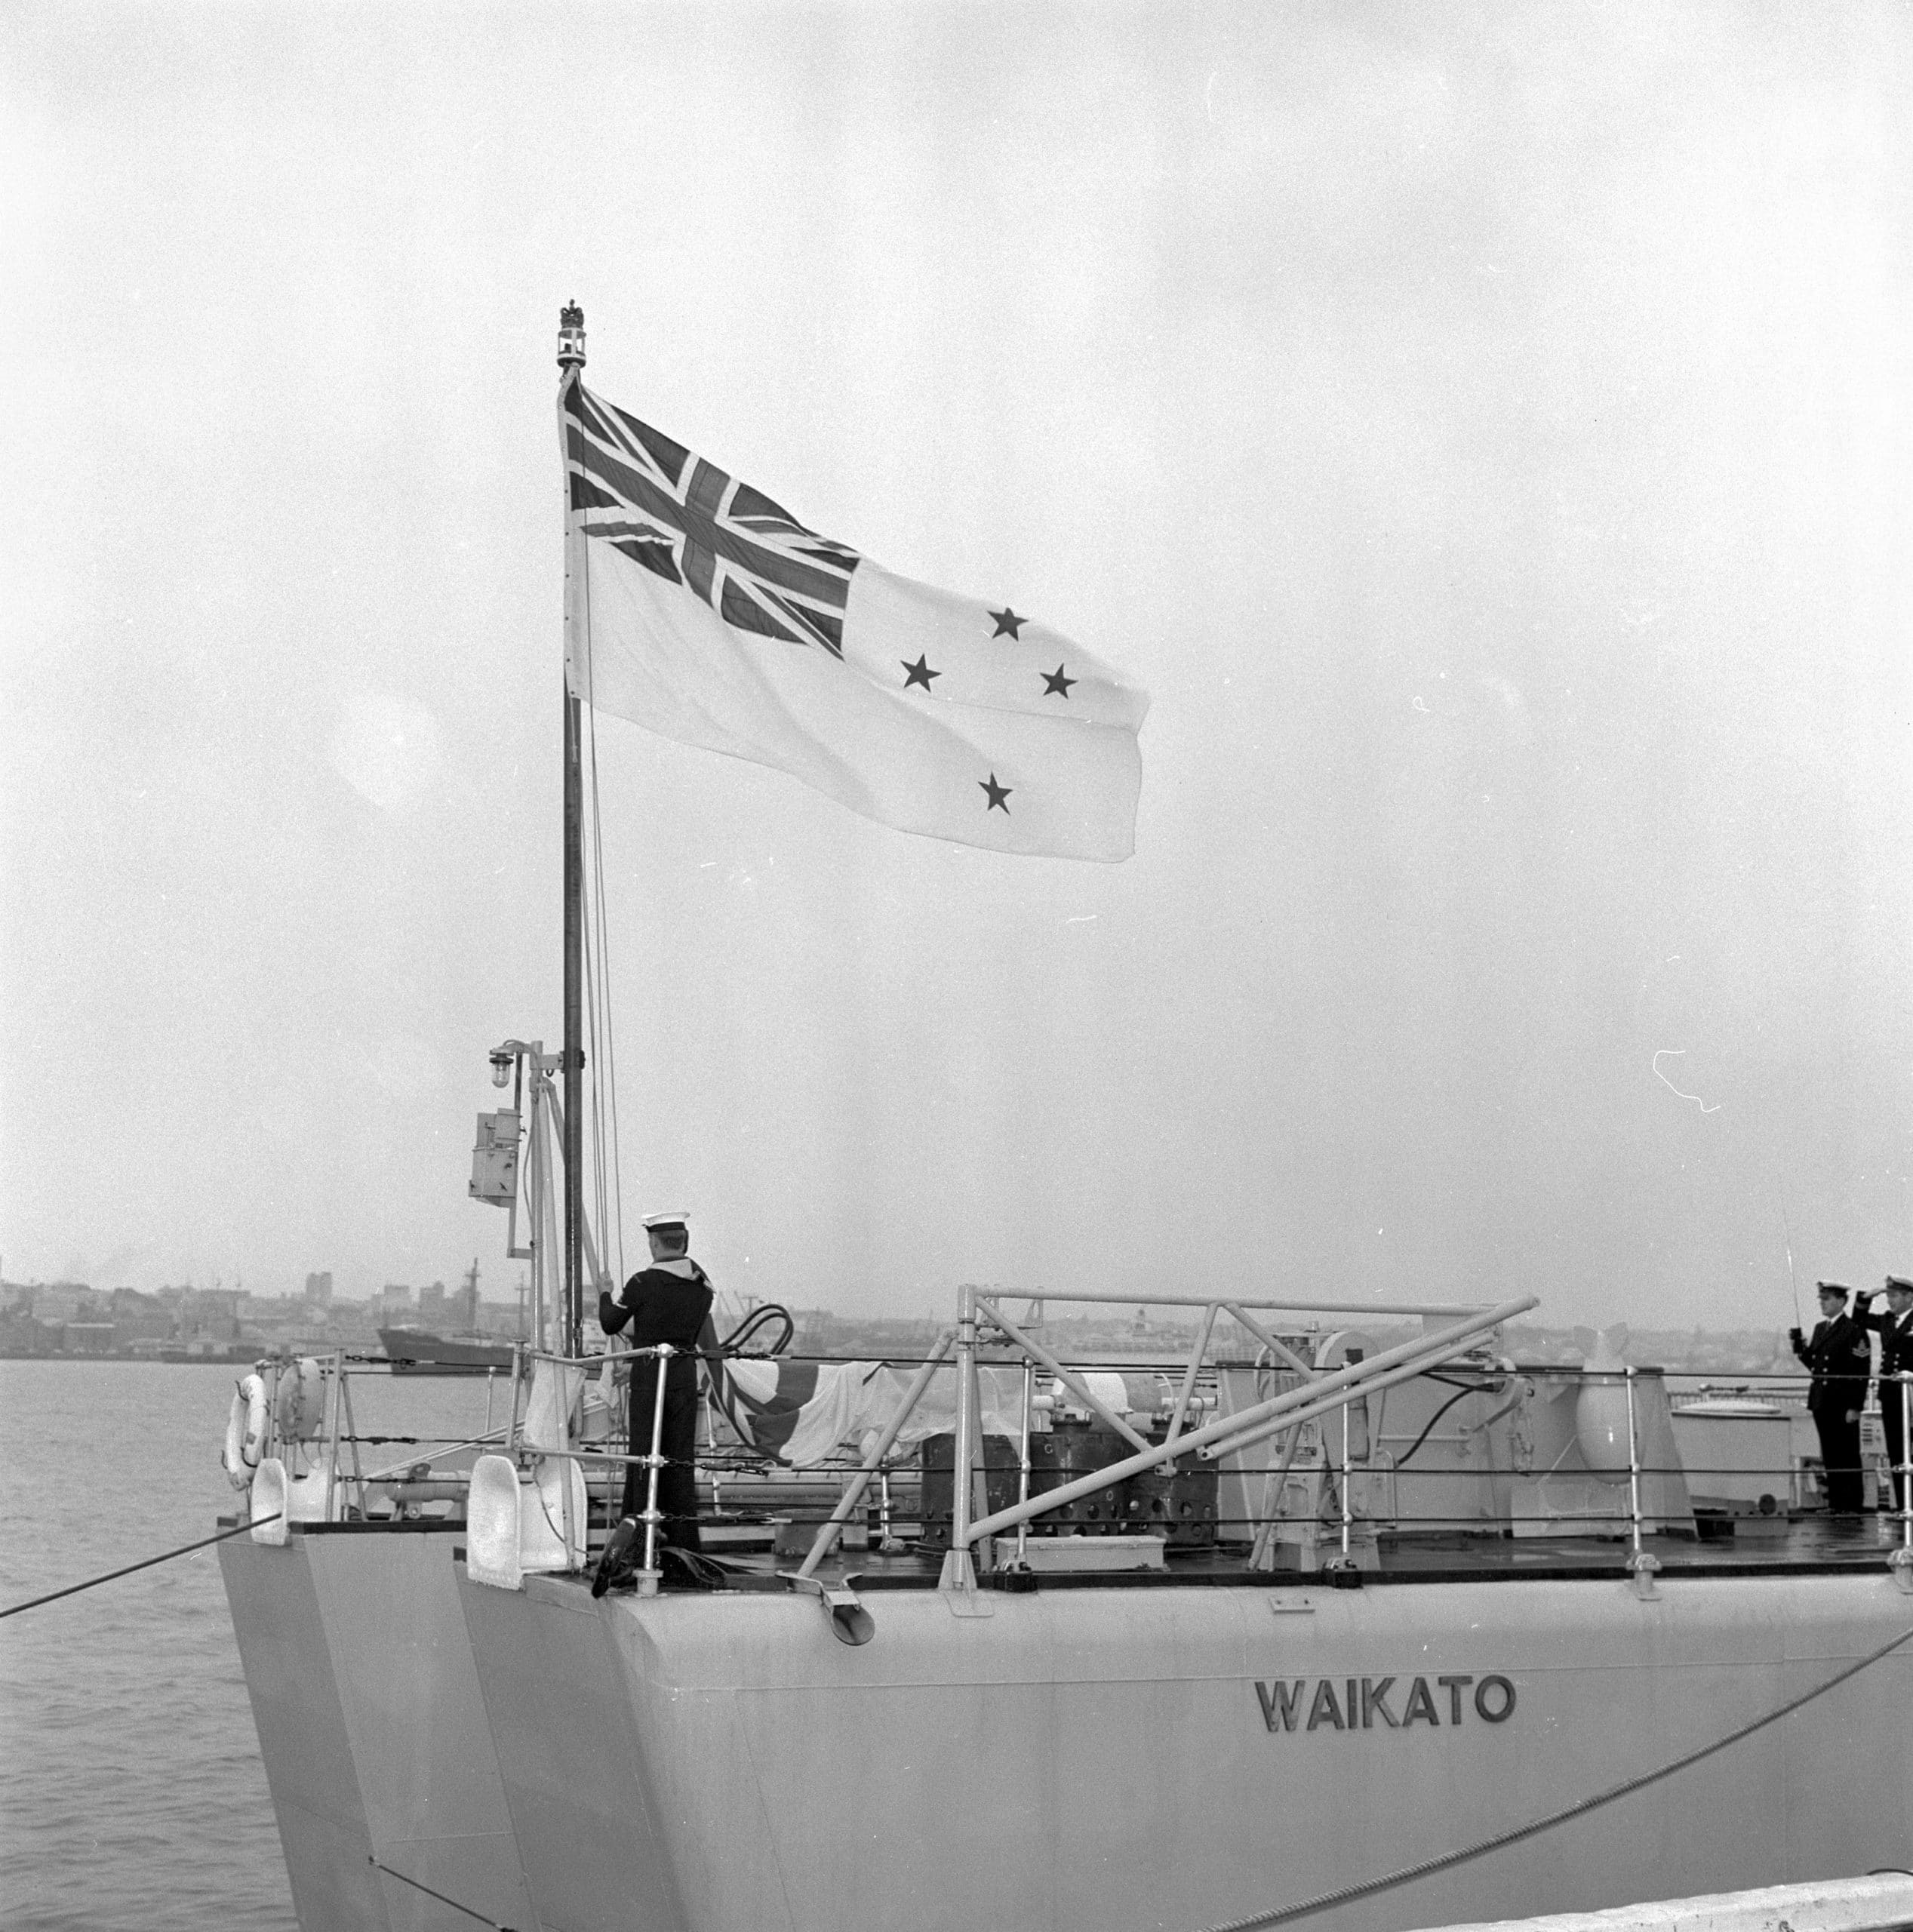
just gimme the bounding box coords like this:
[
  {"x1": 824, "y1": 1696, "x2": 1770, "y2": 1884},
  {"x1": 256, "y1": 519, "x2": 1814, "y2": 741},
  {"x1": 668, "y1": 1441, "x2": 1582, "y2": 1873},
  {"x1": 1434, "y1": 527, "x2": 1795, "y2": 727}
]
[{"x1": 563, "y1": 381, "x2": 861, "y2": 658}]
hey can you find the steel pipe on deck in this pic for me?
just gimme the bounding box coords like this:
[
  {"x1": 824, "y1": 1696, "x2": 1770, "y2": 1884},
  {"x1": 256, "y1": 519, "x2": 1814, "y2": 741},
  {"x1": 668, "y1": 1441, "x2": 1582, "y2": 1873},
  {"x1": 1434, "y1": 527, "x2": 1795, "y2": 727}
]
[
  {"x1": 975, "y1": 1297, "x2": 1155, "y2": 1454},
  {"x1": 795, "y1": 1329, "x2": 955, "y2": 1581},
  {"x1": 1192, "y1": 1342, "x2": 1510, "y2": 1466},
  {"x1": 981, "y1": 1289, "x2": 1509, "y2": 1318},
  {"x1": 964, "y1": 1295, "x2": 1535, "y2": 1548}
]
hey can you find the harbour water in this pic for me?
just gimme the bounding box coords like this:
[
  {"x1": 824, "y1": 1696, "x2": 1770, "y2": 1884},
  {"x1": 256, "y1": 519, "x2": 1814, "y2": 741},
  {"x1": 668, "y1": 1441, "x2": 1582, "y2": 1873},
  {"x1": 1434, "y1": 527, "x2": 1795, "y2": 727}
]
[{"x1": 0, "y1": 1359, "x2": 500, "y2": 1930}]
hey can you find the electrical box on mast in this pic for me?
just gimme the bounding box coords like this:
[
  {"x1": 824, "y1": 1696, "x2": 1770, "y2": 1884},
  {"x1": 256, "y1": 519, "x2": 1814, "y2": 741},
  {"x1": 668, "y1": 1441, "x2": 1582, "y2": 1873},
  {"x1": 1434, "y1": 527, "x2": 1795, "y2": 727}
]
[{"x1": 470, "y1": 1111, "x2": 521, "y2": 1206}]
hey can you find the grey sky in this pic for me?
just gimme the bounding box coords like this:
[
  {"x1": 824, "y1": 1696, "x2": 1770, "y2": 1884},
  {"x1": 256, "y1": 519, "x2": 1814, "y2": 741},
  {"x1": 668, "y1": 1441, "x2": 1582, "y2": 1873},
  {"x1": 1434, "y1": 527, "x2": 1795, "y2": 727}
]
[{"x1": 3, "y1": 2, "x2": 1908, "y2": 1325}]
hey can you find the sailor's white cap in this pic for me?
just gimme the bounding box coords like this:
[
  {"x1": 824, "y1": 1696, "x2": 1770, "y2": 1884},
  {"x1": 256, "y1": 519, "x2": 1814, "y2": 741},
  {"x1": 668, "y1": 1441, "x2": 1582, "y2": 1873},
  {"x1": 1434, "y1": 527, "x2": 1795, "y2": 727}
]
[{"x1": 641, "y1": 1209, "x2": 690, "y2": 1231}]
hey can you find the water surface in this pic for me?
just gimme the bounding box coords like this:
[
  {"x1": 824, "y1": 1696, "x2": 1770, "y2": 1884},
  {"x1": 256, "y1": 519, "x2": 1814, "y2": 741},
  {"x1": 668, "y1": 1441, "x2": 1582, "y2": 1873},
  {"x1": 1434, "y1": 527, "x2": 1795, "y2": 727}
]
[{"x1": 0, "y1": 1360, "x2": 500, "y2": 1930}]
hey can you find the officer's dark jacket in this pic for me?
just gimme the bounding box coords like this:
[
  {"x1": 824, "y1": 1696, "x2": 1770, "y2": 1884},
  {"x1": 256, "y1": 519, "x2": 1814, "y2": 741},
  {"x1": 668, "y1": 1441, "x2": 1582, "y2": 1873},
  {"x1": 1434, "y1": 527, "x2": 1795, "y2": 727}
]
[
  {"x1": 1792, "y1": 1313, "x2": 1870, "y2": 1412},
  {"x1": 1859, "y1": 1303, "x2": 1913, "y2": 1381},
  {"x1": 599, "y1": 1259, "x2": 715, "y2": 1351}
]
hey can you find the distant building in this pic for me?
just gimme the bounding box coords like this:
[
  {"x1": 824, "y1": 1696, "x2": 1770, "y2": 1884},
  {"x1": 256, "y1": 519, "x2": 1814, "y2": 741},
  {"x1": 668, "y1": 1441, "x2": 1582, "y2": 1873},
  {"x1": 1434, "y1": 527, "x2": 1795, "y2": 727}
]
[
  {"x1": 181, "y1": 1288, "x2": 240, "y2": 1341},
  {"x1": 304, "y1": 1271, "x2": 334, "y2": 1306},
  {"x1": 380, "y1": 1283, "x2": 413, "y2": 1313},
  {"x1": 417, "y1": 1281, "x2": 447, "y2": 1322},
  {"x1": 111, "y1": 1287, "x2": 173, "y2": 1346},
  {"x1": 31, "y1": 1284, "x2": 85, "y2": 1324},
  {"x1": 64, "y1": 1322, "x2": 118, "y2": 1355}
]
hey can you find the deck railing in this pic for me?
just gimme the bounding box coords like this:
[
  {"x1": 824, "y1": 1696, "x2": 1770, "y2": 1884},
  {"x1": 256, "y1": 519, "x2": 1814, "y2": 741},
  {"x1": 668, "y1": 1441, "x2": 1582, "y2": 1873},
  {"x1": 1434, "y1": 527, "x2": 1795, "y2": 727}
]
[{"x1": 232, "y1": 1321, "x2": 1913, "y2": 1588}]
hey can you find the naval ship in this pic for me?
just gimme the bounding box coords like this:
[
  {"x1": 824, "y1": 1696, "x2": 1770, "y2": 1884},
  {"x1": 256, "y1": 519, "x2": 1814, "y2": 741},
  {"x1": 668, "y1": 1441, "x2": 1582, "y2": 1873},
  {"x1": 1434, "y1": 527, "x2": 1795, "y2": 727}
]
[
  {"x1": 377, "y1": 1262, "x2": 520, "y2": 1374},
  {"x1": 217, "y1": 310, "x2": 1913, "y2": 1932}
]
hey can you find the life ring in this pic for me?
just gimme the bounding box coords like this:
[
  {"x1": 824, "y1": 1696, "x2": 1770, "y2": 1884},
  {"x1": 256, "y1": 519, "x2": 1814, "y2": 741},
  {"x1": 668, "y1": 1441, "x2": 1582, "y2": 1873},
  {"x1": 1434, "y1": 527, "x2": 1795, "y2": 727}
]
[
  {"x1": 223, "y1": 1374, "x2": 269, "y2": 1490},
  {"x1": 274, "y1": 1358, "x2": 326, "y2": 1442}
]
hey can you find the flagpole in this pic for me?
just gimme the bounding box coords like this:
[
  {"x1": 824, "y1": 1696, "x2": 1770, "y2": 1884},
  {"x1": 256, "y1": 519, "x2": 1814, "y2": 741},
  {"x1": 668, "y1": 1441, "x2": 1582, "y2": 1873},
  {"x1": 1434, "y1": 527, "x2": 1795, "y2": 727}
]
[{"x1": 558, "y1": 303, "x2": 588, "y2": 1358}]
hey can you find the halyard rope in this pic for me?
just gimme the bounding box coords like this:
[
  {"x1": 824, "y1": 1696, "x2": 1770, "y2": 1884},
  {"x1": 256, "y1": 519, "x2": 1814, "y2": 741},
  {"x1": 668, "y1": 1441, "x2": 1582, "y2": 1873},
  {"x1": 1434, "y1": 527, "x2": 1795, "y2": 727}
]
[
  {"x1": 0, "y1": 1514, "x2": 283, "y2": 1620},
  {"x1": 1195, "y1": 1615, "x2": 1913, "y2": 1932}
]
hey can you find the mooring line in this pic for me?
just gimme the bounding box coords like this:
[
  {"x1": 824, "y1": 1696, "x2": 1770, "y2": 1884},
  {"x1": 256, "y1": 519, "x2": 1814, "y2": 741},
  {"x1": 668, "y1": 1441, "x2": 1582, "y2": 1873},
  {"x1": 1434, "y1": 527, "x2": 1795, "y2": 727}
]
[
  {"x1": 369, "y1": 1855, "x2": 519, "y2": 1930},
  {"x1": 1197, "y1": 1617, "x2": 1913, "y2": 1932},
  {"x1": 0, "y1": 1514, "x2": 284, "y2": 1621}
]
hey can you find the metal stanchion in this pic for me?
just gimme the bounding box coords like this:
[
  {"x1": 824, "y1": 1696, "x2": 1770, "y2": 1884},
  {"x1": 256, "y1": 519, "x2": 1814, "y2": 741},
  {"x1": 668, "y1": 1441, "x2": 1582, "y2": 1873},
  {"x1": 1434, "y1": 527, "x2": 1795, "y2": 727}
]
[
  {"x1": 635, "y1": 1344, "x2": 672, "y2": 1598},
  {"x1": 506, "y1": 1343, "x2": 526, "y2": 1454},
  {"x1": 1340, "y1": 1399, "x2": 1352, "y2": 1560},
  {"x1": 337, "y1": 1361, "x2": 368, "y2": 1520},
  {"x1": 1898, "y1": 1377, "x2": 1911, "y2": 1555},
  {"x1": 1886, "y1": 1375, "x2": 1913, "y2": 1593},
  {"x1": 1625, "y1": 1366, "x2": 1659, "y2": 1598},
  {"x1": 1016, "y1": 1358, "x2": 1034, "y2": 1569},
  {"x1": 942, "y1": 1287, "x2": 981, "y2": 1595}
]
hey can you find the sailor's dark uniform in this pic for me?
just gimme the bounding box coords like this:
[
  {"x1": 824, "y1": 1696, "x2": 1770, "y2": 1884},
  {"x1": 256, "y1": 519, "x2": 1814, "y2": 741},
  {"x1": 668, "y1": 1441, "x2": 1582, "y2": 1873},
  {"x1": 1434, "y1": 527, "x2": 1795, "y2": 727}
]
[
  {"x1": 600, "y1": 1257, "x2": 716, "y2": 1551},
  {"x1": 1858, "y1": 1288, "x2": 1913, "y2": 1515},
  {"x1": 1792, "y1": 1309, "x2": 1871, "y2": 1515}
]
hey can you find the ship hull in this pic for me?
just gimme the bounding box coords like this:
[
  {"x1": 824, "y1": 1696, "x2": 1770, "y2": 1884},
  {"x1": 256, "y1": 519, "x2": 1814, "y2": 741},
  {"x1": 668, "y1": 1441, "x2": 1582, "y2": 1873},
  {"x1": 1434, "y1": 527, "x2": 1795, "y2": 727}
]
[
  {"x1": 220, "y1": 1524, "x2": 533, "y2": 1932},
  {"x1": 455, "y1": 1567, "x2": 1913, "y2": 1932},
  {"x1": 377, "y1": 1327, "x2": 516, "y2": 1374}
]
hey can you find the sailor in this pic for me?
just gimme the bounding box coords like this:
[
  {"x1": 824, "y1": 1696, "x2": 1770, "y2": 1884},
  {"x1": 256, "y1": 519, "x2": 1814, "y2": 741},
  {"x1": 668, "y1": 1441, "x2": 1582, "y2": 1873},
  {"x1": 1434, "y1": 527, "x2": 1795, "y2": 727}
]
[
  {"x1": 599, "y1": 1211, "x2": 718, "y2": 1554},
  {"x1": 1857, "y1": 1275, "x2": 1913, "y2": 1518},
  {"x1": 1789, "y1": 1281, "x2": 1871, "y2": 1517}
]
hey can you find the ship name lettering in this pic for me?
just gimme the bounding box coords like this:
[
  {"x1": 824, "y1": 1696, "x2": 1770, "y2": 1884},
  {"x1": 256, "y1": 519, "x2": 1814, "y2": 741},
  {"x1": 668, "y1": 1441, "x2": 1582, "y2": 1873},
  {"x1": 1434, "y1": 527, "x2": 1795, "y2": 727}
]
[{"x1": 1254, "y1": 1672, "x2": 1516, "y2": 1734}]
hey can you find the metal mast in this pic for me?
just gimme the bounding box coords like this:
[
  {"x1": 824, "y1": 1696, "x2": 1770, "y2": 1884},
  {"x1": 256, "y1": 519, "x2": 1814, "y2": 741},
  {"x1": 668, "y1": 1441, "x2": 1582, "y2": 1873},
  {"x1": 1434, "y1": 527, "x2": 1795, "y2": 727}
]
[{"x1": 557, "y1": 302, "x2": 588, "y2": 1358}]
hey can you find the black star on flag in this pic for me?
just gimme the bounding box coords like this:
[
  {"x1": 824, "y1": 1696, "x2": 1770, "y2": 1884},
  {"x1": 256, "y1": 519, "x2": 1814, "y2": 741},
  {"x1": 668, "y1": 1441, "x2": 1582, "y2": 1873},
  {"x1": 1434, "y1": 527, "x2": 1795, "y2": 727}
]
[
  {"x1": 901, "y1": 655, "x2": 940, "y2": 691},
  {"x1": 980, "y1": 772, "x2": 1013, "y2": 814},
  {"x1": 989, "y1": 606, "x2": 1026, "y2": 639},
  {"x1": 1041, "y1": 664, "x2": 1076, "y2": 698}
]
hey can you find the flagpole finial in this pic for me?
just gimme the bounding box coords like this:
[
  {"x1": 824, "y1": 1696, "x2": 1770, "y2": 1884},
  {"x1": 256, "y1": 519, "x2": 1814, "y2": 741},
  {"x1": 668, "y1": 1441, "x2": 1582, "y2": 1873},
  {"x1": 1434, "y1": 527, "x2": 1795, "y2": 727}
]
[{"x1": 558, "y1": 303, "x2": 586, "y2": 371}]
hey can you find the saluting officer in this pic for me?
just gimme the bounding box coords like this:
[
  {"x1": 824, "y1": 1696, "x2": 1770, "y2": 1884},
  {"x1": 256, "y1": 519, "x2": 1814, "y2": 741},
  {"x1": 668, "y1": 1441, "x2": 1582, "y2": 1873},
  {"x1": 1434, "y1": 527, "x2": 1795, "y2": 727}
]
[
  {"x1": 1857, "y1": 1274, "x2": 1913, "y2": 1518},
  {"x1": 1790, "y1": 1281, "x2": 1871, "y2": 1517},
  {"x1": 599, "y1": 1211, "x2": 718, "y2": 1553}
]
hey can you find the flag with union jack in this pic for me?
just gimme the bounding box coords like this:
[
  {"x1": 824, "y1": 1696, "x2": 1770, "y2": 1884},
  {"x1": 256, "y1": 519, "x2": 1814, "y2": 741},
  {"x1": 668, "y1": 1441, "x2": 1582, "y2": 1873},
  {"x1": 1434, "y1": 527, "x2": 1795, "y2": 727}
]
[
  {"x1": 558, "y1": 369, "x2": 1148, "y2": 862},
  {"x1": 565, "y1": 383, "x2": 862, "y2": 660}
]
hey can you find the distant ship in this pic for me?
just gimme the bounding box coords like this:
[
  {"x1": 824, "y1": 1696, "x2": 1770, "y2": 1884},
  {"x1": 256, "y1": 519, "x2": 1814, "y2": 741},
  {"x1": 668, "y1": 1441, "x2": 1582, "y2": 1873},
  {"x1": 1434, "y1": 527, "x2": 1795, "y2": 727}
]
[
  {"x1": 374, "y1": 1325, "x2": 515, "y2": 1374},
  {"x1": 378, "y1": 1260, "x2": 519, "y2": 1373}
]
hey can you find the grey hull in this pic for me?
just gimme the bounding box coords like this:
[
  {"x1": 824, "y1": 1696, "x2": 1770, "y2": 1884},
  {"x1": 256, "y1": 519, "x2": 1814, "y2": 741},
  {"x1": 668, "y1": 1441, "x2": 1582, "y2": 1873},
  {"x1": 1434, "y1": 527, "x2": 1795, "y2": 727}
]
[
  {"x1": 457, "y1": 1567, "x2": 1913, "y2": 1932},
  {"x1": 220, "y1": 1524, "x2": 534, "y2": 1932}
]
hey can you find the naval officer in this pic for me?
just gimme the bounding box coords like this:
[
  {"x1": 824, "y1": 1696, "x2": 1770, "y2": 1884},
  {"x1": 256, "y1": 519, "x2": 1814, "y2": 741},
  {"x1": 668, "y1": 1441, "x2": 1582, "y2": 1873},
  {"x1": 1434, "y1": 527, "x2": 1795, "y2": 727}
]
[
  {"x1": 599, "y1": 1211, "x2": 718, "y2": 1553},
  {"x1": 1858, "y1": 1274, "x2": 1913, "y2": 1518},
  {"x1": 1790, "y1": 1281, "x2": 1871, "y2": 1517}
]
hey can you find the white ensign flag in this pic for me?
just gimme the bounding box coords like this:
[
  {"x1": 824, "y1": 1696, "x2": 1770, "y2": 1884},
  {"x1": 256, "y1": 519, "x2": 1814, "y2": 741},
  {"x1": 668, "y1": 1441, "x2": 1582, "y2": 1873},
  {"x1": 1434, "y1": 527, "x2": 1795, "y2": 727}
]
[{"x1": 561, "y1": 377, "x2": 1147, "y2": 861}]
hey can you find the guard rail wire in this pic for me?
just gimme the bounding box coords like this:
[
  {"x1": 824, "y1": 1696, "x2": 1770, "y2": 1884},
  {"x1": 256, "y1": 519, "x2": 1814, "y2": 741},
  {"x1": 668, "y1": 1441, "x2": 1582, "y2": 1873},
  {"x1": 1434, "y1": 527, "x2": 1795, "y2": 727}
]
[{"x1": 0, "y1": 1513, "x2": 285, "y2": 1620}]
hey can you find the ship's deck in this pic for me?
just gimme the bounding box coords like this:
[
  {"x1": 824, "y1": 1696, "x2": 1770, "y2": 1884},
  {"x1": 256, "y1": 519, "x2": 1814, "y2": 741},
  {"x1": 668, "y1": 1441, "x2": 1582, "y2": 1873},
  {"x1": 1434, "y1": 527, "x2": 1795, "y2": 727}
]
[{"x1": 579, "y1": 1511, "x2": 1908, "y2": 1595}]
